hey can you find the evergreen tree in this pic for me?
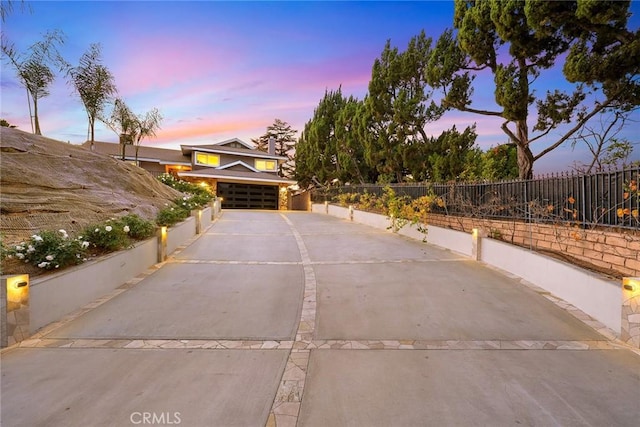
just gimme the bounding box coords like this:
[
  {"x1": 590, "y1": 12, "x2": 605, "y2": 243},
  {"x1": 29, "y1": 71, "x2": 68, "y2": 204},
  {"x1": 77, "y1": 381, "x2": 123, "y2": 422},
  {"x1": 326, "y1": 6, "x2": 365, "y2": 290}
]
[
  {"x1": 363, "y1": 31, "x2": 445, "y2": 183},
  {"x1": 252, "y1": 119, "x2": 297, "y2": 178},
  {"x1": 426, "y1": 0, "x2": 640, "y2": 179},
  {"x1": 295, "y1": 88, "x2": 368, "y2": 187}
]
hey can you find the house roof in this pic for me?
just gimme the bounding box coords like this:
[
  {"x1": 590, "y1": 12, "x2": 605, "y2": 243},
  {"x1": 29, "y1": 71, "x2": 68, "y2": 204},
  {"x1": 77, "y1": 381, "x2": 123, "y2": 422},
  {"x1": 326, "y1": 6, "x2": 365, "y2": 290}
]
[
  {"x1": 180, "y1": 144, "x2": 287, "y2": 161},
  {"x1": 81, "y1": 140, "x2": 295, "y2": 186},
  {"x1": 82, "y1": 141, "x2": 191, "y2": 165},
  {"x1": 179, "y1": 168, "x2": 296, "y2": 185},
  {"x1": 213, "y1": 137, "x2": 255, "y2": 150}
]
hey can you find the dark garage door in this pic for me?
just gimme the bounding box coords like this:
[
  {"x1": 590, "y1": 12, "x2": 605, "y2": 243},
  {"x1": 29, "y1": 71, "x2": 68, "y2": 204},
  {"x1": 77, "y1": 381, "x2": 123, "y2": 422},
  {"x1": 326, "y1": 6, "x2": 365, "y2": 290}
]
[{"x1": 217, "y1": 183, "x2": 278, "y2": 210}]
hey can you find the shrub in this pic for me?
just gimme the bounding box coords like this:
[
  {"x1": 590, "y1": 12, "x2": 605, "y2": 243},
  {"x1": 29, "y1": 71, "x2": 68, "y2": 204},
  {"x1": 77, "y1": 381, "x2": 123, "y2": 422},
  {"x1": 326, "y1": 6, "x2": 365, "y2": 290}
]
[
  {"x1": 158, "y1": 174, "x2": 214, "y2": 208},
  {"x1": 111, "y1": 214, "x2": 155, "y2": 240},
  {"x1": 82, "y1": 222, "x2": 131, "y2": 252},
  {"x1": 5, "y1": 230, "x2": 87, "y2": 270},
  {"x1": 156, "y1": 204, "x2": 189, "y2": 227}
]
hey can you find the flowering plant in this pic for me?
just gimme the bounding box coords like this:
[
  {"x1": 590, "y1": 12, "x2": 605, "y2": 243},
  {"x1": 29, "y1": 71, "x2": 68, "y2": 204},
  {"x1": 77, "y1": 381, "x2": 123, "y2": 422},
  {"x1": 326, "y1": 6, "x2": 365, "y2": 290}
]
[{"x1": 5, "y1": 230, "x2": 87, "y2": 270}]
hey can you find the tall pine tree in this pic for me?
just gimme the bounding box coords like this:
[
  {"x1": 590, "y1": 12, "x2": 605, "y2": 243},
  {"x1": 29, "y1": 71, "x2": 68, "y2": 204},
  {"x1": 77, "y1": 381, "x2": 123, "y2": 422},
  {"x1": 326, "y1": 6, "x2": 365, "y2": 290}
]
[{"x1": 252, "y1": 119, "x2": 297, "y2": 178}]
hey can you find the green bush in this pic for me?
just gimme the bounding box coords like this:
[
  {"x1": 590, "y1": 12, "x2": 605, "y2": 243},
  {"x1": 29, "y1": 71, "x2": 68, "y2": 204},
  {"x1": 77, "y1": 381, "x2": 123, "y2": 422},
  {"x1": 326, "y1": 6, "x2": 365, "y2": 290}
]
[
  {"x1": 156, "y1": 204, "x2": 189, "y2": 227},
  {"x1": 82, "y1": 222, "x2": 131, "y2": 252},
  {"x1": 157, "y1": 173, "x2": 214, "y2": 208},
  {"x1": 112, "y1": 214, "x2": 156, "y2": 240},
  {"x1": 5, "y1": 230, "x2": 87, "y2": 270}
]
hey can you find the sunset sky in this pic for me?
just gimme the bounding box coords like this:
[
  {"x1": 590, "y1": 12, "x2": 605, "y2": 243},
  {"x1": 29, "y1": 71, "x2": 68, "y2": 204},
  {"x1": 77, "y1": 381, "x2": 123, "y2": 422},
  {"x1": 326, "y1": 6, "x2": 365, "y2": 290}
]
[{"x1": 2, "y1": 1, "x2": 639, "y2": 174}]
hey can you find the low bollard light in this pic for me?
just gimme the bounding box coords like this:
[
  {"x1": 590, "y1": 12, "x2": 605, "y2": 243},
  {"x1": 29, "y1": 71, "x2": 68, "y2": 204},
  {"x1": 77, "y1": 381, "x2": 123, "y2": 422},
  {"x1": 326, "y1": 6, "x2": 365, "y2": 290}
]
[
  {"x1": 471, "y1": 228, "x2": 482, "y2": 261},
  {"x1": 621, "y1": 277, "x2": 640, "y2": 349},
  {"x1": 193, "y1": 209, "x2": 203, "y2": 234},
  {"x1": 1, "y1": 274, "x2": 30, "y2": 348},
  {"x1": 157, "y1": 226, "x2": 168, "y2": 262}
]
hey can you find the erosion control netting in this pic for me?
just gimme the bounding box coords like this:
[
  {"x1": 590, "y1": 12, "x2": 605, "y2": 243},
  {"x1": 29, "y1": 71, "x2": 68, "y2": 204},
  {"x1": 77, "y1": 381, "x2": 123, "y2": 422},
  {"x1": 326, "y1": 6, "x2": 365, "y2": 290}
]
[{"x1": 0, "y1": 127, "x2": 183, "y2": 245}]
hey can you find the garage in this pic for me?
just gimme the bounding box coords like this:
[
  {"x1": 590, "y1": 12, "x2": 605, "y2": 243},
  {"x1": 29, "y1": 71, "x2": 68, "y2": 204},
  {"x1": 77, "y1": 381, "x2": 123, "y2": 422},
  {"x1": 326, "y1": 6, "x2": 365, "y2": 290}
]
[{"x1": 217, "y1": 183, "x2": 279, "y2": 210}]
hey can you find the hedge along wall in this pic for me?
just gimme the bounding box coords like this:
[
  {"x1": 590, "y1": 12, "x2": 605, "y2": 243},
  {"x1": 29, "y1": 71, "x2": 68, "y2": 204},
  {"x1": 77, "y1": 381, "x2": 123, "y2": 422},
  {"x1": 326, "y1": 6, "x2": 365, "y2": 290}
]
[{"x1": 425, "y1": 213, "x2": 640, "y2": 278}]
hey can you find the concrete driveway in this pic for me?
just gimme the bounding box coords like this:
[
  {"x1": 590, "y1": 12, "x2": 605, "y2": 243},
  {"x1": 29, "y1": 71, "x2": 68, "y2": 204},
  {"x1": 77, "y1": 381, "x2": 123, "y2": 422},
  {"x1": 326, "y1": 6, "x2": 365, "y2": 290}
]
[{"x1": 2, "y1": 211, "x2": 639, "y2": 426}]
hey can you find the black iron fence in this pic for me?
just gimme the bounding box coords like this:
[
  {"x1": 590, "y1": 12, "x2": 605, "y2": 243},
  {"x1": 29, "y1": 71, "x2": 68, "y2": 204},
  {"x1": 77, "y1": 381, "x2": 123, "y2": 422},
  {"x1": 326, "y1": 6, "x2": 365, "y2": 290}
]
[{"x1": 312, "y1": 166, "x2": 640, "y2": 230}]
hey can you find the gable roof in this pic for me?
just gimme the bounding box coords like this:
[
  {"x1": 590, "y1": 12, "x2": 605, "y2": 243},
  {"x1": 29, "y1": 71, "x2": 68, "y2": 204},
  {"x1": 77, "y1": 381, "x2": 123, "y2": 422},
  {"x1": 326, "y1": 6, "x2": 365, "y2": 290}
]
[
  {"x1": 213, "y1": 137, "x2": 255, "y2": 150},
  {"x1": 180, "y1": 144, "x2": 286, "y2": 161},
  {"x1": 217, "y1": 160, "x2": 260, "y2": 173},
  {"x1": 179, "y1": 168, "x2": 295, "y2": 185}
]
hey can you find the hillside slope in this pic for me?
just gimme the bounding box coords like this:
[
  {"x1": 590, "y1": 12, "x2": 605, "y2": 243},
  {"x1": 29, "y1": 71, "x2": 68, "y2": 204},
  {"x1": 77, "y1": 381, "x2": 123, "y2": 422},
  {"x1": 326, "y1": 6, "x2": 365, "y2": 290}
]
[{"x1": 0, "y1": 127, "x2": 182, "y2": 245}]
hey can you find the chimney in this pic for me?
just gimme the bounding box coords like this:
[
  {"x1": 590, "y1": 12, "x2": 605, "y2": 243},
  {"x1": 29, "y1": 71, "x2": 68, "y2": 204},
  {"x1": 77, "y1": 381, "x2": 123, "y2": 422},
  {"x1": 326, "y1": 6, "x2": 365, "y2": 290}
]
[{"x1": 268, "y1": 136, "x2": 275, "y2": 155}]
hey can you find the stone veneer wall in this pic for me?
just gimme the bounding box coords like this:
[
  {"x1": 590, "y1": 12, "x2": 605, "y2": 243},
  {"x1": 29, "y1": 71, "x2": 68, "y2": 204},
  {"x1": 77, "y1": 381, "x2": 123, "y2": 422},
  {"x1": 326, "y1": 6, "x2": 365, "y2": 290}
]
[{"x1": 425, "y1": 213, "x2": 640, "y2": 278}]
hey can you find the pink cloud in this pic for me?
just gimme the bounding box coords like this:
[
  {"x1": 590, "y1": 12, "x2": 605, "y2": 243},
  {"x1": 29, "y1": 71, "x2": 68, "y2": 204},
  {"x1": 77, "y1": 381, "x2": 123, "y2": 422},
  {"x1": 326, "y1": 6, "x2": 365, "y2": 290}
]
[{"x1": 108, "y1": 34, "x2": 242, "y2": 96}]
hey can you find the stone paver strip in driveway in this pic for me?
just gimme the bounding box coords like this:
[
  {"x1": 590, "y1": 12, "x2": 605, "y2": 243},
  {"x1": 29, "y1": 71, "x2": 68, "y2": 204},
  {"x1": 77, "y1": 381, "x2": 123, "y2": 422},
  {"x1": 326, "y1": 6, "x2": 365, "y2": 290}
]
[{"x1": 1, "y1": 211, "x2": 639, "y2": 427}]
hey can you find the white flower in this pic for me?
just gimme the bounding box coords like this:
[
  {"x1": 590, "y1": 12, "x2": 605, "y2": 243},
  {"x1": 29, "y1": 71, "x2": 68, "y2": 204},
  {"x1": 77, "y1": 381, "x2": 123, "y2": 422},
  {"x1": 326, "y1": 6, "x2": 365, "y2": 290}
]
[
  {"x1": 81, "y1": 241, "x2": 90, "y2": 249},
  {"x1": 78, "y1": 235, "x2": 83, "y2": 239},
  {"x1": 27, "y1": 245, "x2": 35, "y2": 253},
  {"x1": 55, "y1": 265, "x2": 59, "y2": 269},
  {"x1": 95, "y1": 228, "x2": 100, "y2": 232},
  {"x1": 45, "y1": 255, "x2": 54, "y2": 261},
  {"x1": 16, "y1": 253, "x2": 25, "y2": 259},
  {"x1": 37, "y1": 261, "x2": 49, "y2": 268},
  {"x1": 15, "y1": 245, "x2": 24, "y2": 251},
  {"x1": 105, "y1": 226, "x2": 113, "y2": 232},
  {"x1": 6, "y1": 254, "x2": 13, "y2": 259},
  {"x1": 183, "y1": 196, "x2": 188, "y2": 200},
  {"x1": 123, "y1": 225, "x2": 130, "y2": 233},
  {"x1": 32, "y1": 235, "x2": 43, "y2": 242},
  {"x1": 59, "y1": 229, "x2": 68, "y2": 238}
]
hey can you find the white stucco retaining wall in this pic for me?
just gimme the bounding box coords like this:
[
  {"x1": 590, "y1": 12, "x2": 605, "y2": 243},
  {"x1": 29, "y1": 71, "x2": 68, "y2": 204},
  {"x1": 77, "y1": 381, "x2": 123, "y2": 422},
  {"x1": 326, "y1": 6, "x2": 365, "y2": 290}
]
[
  {"x1": 425, "y1": 226, "x2": 472, "y2": 257},
  {"x1": 166, "y1": 216, "x2": 195, "y2": 255},
  {"x1": 201, "y1": 207, "x2": 212, "y2": 230},
  {"x1": 353, "y1": 209, "x2": 391, "y2": 231},
  {"x1": 313, "y1": 204, "x2": 622, "y2": 333},
  {"x1": 29, "y1": 238, "x2": 158, "y2": 333},
  {"x1": 480, "y1": 238, "x2": 621, "y2": 332},
  {"x1": 29, "y1": 214, "x2": 200, "y2": 334},
  {"x1": 327, "y1": 204, "x2": 350, "y2": 220}
]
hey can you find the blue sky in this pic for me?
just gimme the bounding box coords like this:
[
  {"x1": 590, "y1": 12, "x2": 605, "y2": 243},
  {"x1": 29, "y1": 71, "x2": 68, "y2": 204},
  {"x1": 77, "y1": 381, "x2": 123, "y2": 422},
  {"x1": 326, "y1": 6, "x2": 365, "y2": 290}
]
[{"x1": 1, "y1": 0, "x2": 639, "y2": 175}]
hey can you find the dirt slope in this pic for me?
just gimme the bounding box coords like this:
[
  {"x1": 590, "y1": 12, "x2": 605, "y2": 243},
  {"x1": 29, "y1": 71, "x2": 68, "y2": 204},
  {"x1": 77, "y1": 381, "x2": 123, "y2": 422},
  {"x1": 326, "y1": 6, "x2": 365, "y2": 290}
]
[{"x1": 0, "y1": 127, "x2": 182, "y2": 245}]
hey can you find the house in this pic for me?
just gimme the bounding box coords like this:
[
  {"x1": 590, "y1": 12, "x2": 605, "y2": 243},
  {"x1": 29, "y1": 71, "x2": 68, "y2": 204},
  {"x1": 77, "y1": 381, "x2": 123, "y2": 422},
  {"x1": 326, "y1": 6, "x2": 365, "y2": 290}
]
[{"x1": 83, "y1": 138, "x2": 296, "y2": 210}]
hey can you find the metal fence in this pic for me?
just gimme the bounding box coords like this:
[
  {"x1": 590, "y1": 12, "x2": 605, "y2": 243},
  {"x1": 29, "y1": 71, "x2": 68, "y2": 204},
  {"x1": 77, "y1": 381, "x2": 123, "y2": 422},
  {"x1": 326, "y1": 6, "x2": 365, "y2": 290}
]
[{"x1": 313, "y1": 166, "x2": 640, "y2": 230}]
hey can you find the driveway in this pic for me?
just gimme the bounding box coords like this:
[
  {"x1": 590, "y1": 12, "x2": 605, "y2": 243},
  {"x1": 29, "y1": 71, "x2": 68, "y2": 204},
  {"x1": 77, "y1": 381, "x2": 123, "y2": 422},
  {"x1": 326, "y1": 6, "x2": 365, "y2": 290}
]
[{"x1": 2, "y1": 211, "x2": 639, "y2": 426}]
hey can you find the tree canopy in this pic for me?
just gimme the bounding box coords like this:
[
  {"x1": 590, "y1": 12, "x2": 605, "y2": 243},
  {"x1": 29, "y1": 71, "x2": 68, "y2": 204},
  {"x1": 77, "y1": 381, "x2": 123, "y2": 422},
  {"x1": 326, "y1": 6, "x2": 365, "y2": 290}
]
[
  {"x1": 69, "y1": 43, "x2": 117, "y2": 142},
  {"x1": 252, "y1": 119, "x2": 297, "y2": 178},
  {"x1": 426, "y1": 0, "x2": 640, "y2": 179},
  {"x1": 1, "y1": 29, "x2": 67, "y2": 135}
]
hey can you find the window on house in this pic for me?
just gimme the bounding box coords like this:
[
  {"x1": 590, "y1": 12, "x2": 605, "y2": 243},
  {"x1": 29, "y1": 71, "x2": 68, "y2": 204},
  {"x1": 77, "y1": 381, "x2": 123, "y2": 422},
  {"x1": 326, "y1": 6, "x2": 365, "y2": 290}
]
[
  {"x1": 195, "y1": 152, "x2": 220, "y2": 167},
  {"x1": 255, "y1": 159, "x2": 277, "y2": 171}
]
